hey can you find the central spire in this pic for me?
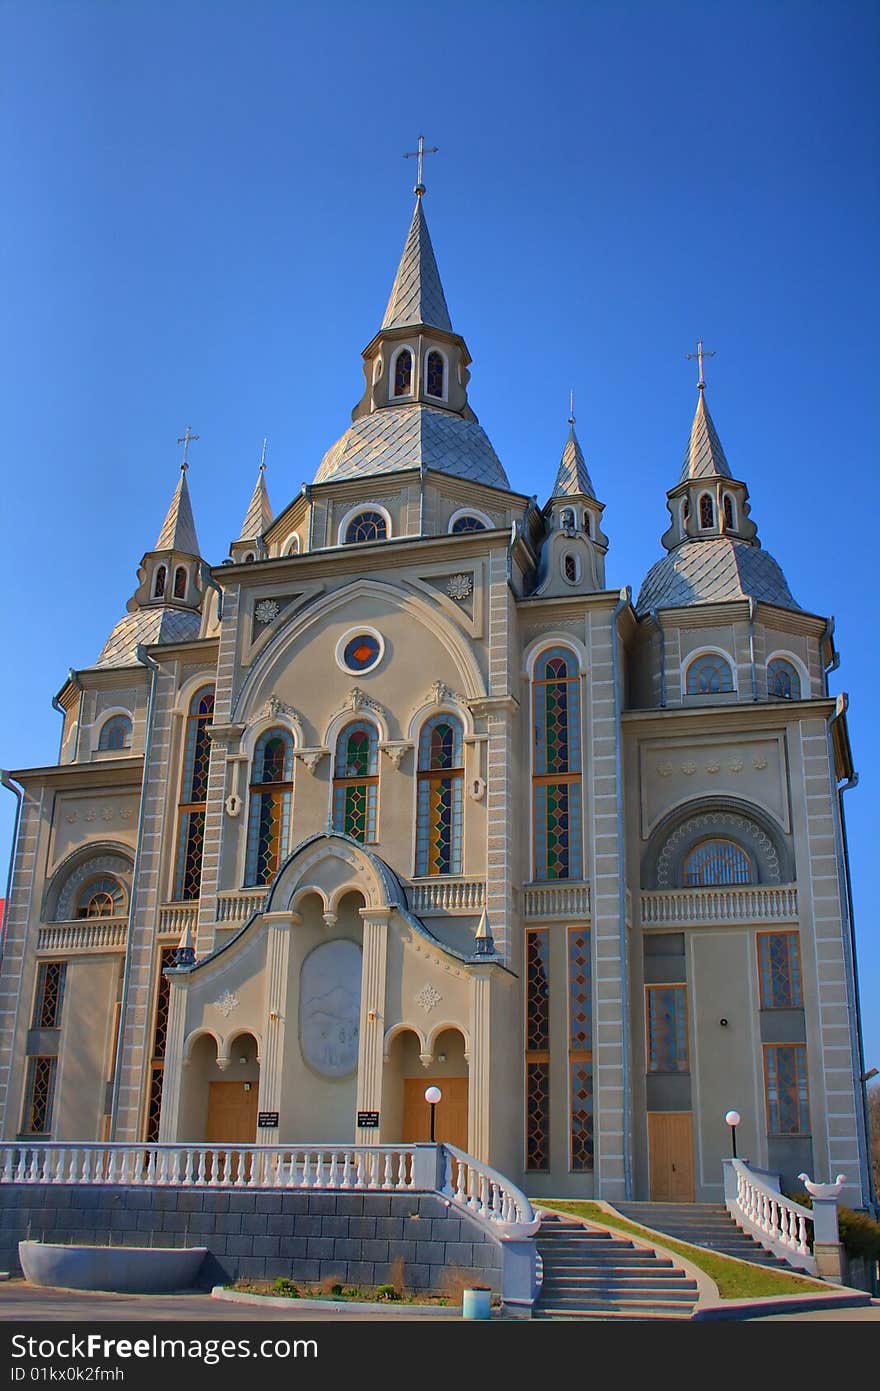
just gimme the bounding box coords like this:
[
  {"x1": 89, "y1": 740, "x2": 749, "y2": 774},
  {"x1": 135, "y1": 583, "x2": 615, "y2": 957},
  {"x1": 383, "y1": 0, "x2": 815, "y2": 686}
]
[{"x1": 381, "y1": 198, "x2": 453, "y2": 333}]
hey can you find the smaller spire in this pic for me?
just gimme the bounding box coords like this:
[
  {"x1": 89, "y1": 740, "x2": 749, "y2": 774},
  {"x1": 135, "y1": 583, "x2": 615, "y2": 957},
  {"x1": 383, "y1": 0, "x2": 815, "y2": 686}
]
[
  {"x1": 473, "y1": 907, "x2": 496, "y2": 957},
  {"x1": 552, "y1": 407, "x2": 596, "y2": 500},
  {"x1": 174, "y1": 918, "x2": 196, "y2": 968},
  {"x1": 237, "y1": 437, "x2": 274, "y2": 541},
  {"x1": 679, "y1": 390, "x2": 732, "y2": 482},
  {"x1": 154, "y1": 467, "x2": 200, "y2": 555}
]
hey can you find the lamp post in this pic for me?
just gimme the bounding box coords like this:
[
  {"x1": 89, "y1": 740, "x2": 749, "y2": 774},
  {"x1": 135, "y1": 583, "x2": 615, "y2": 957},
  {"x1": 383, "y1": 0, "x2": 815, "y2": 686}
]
[
  {"x1": 425, "y1": 1085, "x2": 442, "y2": 1142},
  {"x1": 725, "y1": 1110, "x2": 741, "y2": 1159}
]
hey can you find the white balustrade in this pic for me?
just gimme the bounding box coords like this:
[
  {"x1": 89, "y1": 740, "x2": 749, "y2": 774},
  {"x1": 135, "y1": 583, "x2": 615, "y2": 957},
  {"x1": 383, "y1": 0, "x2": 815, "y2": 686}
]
[
  {"x1": 441, "y1": 1143, "x2": 540, "y2": 1237},
  {"x1": 725, "y1": 1158, "x2": 817, "y2": 1274},
  {"x1": 522, "y1": 883, "x2": 591, "y2": 920},
  {"x1": 37, "y1": 920, "x2": 128, "y2": 953},
  {"x1": 216, "y1": 892, "x2": 267, "y2": 924},
  {"x1": 157, "y1": 905, "x2": 199, "y2": 936},
  {"x1": 641, "y1": 885, "x2": 798, "y2": 927},
  {"x1": 408, "y1": 881, "x2": 485, "y2": 914}
]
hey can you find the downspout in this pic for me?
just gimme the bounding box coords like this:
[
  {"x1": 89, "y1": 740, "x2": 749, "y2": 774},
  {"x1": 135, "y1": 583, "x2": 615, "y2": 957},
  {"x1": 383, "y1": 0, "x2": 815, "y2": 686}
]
[
  {"x1": 649, "y1": 609, "x2": 666, "y2": 708},
  {"x1": 418, "y1": 463, "x2": 426, "y2": 536},
  {"x1": 0, "y1": 771, "x2": 24, "y2": 964},
  {"x1": 305, "y1": 484, "x2": 315, "y2": 552},
  {"x1": 748, "y1": 598, "x2": 758, "y2": 701},
  {"x1": 612, "y1": 586, "x2": 633, "y2": 1198},
  {"x1": 821, "y1": 616, "x2": 839, "y2": 697},
  {"x1": 50, "y1": 692, "x2": 68, "y2": 763},
  {"x1": 199, "y1": 562, "x2": 223, "y2": 622},
  {"x1": 108, "y1": 644, "x2": 160, "y2": 1140}
]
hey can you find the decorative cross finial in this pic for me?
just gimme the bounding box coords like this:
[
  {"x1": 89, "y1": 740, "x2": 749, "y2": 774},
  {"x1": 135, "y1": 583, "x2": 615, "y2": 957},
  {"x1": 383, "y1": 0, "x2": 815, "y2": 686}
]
[
  {"x1": 403, "y1": 134, "x2": 439, "y2": 196},
  {"x1": 568, "y1": 389, "x2": 576, "y2": 426},
  {"x1": 177, "y1": 424, "x2": 199, "y2": 471},
  {"x1": 259, "y1": 435, "x2": 268, "y2": 473},
  {"x1": 686, "y1": 340, "x2": 716, "y2": 390}
]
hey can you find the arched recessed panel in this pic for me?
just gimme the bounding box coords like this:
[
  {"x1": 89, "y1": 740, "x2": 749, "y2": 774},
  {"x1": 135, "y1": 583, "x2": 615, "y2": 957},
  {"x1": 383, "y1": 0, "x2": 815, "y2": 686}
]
[{"x1": 299, "y1": 939, "x2": 362, "y2": 1078}]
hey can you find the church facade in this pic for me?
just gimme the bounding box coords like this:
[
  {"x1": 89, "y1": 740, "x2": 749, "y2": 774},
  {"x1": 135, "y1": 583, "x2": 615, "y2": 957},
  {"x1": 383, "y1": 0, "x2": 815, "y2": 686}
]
[{"x1": 0, "y1": 190, "x2": 872, "y2": 1208}]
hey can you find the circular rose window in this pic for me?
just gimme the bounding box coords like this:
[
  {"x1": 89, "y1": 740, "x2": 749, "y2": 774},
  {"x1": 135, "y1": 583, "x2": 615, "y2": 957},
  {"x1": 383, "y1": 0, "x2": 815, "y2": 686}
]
[{"x1": 337, "y1": 627, "x2": 384, "y2": 674}]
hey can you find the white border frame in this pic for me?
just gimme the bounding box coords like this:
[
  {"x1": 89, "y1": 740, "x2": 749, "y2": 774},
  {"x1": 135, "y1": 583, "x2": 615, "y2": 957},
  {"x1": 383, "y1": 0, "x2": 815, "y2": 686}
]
[
  {"x1": 334, "y1": 625, "x2": 386, "y2": 676},
  {"x1": 447, "y1": 506, "x2": 493, "y2": 534},
  {"x1": 422, "y1": 345, "x2": 449, "y2": 403},
  {"x1": 765, "y1": 649, "x2": 809, "y2": 700}
]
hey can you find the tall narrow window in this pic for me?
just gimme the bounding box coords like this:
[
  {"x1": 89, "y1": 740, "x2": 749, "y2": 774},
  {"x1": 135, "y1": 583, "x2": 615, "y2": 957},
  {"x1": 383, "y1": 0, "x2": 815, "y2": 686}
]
[
  {"x1": 22, "y1": 1057, "x2": 57, "y2": 1135},
  {"x1": 758, "y1": 932, "x2": 803, "y2": 1009},
  {"x1": 174, "y1": 685, "x2": 215, "y2": 900},
  {"x1": 683, "y1": 839, "x2": 751, "y2": 886},
  {"x1": 32, "y1": 961, "x2": 67, "y2": 1028},
  {"x1": 583, "y1": 513, "x2": 591, "y2": 537},
  {"x1": 568, "y1": 928, "x2": 593, "y2": 1172},
  {"x1": 425, "y1": 350, "x2": 444, "y2": 398},
  {"x1": 333, "y1": 721, "x2": 379, "y2": 843},
  {"x1": 154, "y1": 565, "x2": 166, "y2": 598},
  {"x1": 145, "y1": 945, "x2": 178, "y2": 1142},
  {"x1": 99, "y1": 716, "x2": 132, "y2": 751},
  {"x1": 525, "y1": 928, "x2": 550, "y2": 1170},
  {"x1": 563, "y1": 553, "x2": 578, "y2": 583},
  {"x1": 76, "y1": 877, "x2": 126, "y2": 918},
  {"x1": 685, "y1": 653, "x2": 734, "y2": 694},
  {"x1": 768, "y1": 658, "x2": 800, "y2": 700},
  {"x1": 173, "y1": 566, "x2": 187, "y2": 599},
  {"x1": 416, "y1": 715, "x2": 464, "y2": 876},
  {"x1": 682, "y1": 496, "x2": 691, "y2": 524},
  {"x1": 764, "y1": 1044, "x2": 810, "y2": 1134},
  {"x1": 699, "y1": 494, "x2": 714, "y2": 528},
  {"x1": 646, "y1": 984, "x2": 689, "y2": 1073},
  {"x1": 532, "y1": 647, "x2": 582, "y2": 880},
  {"x1": 393, "y1": 349, "x2": 413, "y2": 397},
  {"x1": 723, "y1": 494, "x2": 735, "y2": 529},
  {"x1": 245, "y1": 728, "x2": 295, "y2": 885}
]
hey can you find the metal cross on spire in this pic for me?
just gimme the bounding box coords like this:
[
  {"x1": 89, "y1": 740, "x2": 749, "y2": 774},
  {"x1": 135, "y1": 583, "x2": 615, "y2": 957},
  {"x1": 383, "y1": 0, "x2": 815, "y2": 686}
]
[
  {"x1": 259, "y1": 436, "x2": 268, "y2": 472},
  {"x1": 177, "y1": 424, "x2": 199, "y2": 471},
  {"x1": 403, "y1": 134, "x2": 439, "y2": 196},
  {"x1": 686, "y1": 340, "x2": 716, "y2": 390}
]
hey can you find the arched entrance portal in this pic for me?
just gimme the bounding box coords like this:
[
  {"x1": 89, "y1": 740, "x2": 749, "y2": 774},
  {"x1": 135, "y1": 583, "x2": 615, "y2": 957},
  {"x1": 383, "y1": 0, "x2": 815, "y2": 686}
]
[
  {"x1": 179, "y1": 1030, "x2": 260, "y2": 1145},
  {"x1": 385, "y1": 1027, "x2": 469, "y2": 1150}
]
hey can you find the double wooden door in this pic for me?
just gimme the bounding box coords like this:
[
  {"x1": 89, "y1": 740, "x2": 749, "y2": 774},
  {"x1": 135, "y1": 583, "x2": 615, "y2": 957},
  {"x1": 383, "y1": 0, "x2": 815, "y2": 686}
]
[
  {"x1": 402, "y1": 1077, "x2": 468, "y2": 1151},
  {"x1": 648, "y1": 1112, "x2": 694, "y2": 1201},
  {"x1": 206, "y1": 1081, "x2": 259, "y2": 1143}
]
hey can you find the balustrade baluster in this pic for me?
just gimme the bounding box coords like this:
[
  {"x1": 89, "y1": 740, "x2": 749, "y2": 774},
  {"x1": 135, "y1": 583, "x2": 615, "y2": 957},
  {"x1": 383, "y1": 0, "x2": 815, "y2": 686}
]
[
  {"x1": 341, "y1": 1151, "x2": 352, "y2": 1189},
  {"x1": 314, "y1": 1152, "x2": 326, "y2": 1189},
  {"x1": 381, "y1": 1152, "x2": 392, "y2": 1190},
  {"x1": 355, "y1": 1151, "x2": 366, "y2": 1189}
]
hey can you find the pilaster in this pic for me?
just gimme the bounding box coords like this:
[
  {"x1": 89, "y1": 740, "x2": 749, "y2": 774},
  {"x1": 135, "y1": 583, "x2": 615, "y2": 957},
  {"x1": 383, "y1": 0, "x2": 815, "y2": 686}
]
[
  {"x1": 257, "y1": 911, "x2": 295, "y2": 1137},
  {"x1": 357, "y1": 908, "x2": 390, "y2": 1140}
]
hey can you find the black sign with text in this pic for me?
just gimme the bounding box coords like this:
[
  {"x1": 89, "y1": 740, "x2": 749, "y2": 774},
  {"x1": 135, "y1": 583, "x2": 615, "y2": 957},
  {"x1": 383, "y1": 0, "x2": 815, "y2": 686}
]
[
  {"x1": 257, "y1": 1111, "x2": 279, "y2": 1128},
  {"x1": 357, "y1": 1110, "x2": 380, "y2": 1128}
]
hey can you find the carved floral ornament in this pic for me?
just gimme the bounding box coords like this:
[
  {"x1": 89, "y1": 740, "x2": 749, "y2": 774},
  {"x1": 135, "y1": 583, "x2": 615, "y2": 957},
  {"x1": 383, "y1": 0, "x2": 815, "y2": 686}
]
[
  {"x1": 213, "y1": 990, "x2": 240, "y2": 1017},
  {"x1": 656, "y1": 752, "x2": 768, "y2": 778},
  {"x1": 416, "y1": 982, "x2": 442, "y2": 1013},
  {"x1": 446, "y1": 573, "x2": 473, "y2": 601},
  {"x1": 64, "y1": 806, "x2": 134, "y2": 824},
  {"x1": 255, "y1": 599, "x2": 280, "y2": 625}
]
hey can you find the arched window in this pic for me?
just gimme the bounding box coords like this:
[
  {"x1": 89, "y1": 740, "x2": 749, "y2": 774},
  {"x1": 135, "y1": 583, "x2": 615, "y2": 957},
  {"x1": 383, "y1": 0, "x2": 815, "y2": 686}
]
[
  {"x1": 154, "y1": 565, "x2": 166, "y2": 598},
  {"x1": 699, "y1": 494, "x2": 714, "y2": 528},
  {"x1": 174, "y1": 685, "x2": 214, "y2": 900},
  {"x1": 450, "y1": 515, "x2": 487, "y2": 534},
  {"x1": 98, "y1": 715, "x2": 132, "y2": 751},
  {"x1": 425, "y1": 350, "x2": 445, "y2": 398},
  {"x1": 723, "y1": 494, "x2": 735, "y2": 529},
  {"x1": 345, "y1": 511, "x2": 388, "y2": 544},
  {"x1": 563, "y1": 554, "x2": 579, "y2": 584},
  {"x1": 583, "y1": 513, "x2": 591, "y2": 538},
  {"x1": 416, "y1": 715, "x2": 464, "y2": 876},
  {"x1": 392, "y1": 348, "x2": 413, "y2": 397},
  {"x1": 284, "y1": 535, "x2": 300, "y2": 556},
  {"x1": 333, "y1": 721, "x2": 379, "y2": 843},
  {"x1": 682, "y1": 496, "x2": 691, "y2": 524},
  {"x1": 768, "y1": 658, "x2": 801, "y2": 700},
  {"x1": 245, "y1": 728, "x2": 294, "y2": 886},
  {"x1": 76, "y1": 877, "x2": 126, "y2": 919},
  {"x1": 173, "y1": 566, "x2": 187, "y2": 598},
  {"x1": 685, "y1": 653, "x2": 734, "y2": 695},
  {"x1": 243, "y1": 552, "x2": 256, "y2": 564},
  {"x1": 683, "y1": 839, "x2": 752, "y2": 887},
  {"x1": 532, "y1": 647, "x2": 583, "y2": 881}
]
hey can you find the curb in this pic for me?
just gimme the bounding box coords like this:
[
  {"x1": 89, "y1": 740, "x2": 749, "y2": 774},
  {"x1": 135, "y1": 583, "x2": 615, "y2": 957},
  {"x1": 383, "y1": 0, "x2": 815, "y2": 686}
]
[
  {"x1": 692, "y1": 1290, "x2": 874, "y2": 1320},
  {"x1": 212, "y1": 1286, "x2": 463, "y2": 1317}
]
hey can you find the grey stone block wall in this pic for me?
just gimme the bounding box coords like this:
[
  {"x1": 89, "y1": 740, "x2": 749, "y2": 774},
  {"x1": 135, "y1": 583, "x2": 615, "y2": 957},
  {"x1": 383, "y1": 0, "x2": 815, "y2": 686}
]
[{"x1": 0, "y1": 1186, "x2": 503, "y2": 1293}]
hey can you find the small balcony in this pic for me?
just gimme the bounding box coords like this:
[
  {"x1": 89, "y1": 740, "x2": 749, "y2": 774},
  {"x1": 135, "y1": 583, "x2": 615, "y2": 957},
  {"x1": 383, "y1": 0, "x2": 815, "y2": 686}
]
[
  {"x1": 37, "y1": 919, "x2": 128, "y2": 953},
  {"x1": 640, "y1": 884, "x2": 799, "y2": 927}
]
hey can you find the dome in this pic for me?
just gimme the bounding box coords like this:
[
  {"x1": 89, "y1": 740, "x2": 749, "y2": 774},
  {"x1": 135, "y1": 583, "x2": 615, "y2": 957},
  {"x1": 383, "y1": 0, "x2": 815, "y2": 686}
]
[
  {"x1": 635, "y1": 537, "x2": 799, "y2": 616},
  {"x1": 313, "y1": 403, "x2": 509, "y2": 489}
]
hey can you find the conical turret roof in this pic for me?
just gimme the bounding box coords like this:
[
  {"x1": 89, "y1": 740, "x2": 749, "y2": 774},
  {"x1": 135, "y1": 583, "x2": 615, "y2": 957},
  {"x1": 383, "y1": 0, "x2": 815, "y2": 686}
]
[
  {"x1": 679, "y1": 391, "x2": 732, "y2": 482},
  {"x1": 552, "y1": 423, "x2": 596, "y2": 499},
  {"x1": 381, "y1": 198, "x2": 453, "y2": 333},
  {"x1": 155, "y1": 469, "x2": 200, "y2": 555},
  {"x1": 238, "y1": 467, "x2": 273, "y2": 542}
]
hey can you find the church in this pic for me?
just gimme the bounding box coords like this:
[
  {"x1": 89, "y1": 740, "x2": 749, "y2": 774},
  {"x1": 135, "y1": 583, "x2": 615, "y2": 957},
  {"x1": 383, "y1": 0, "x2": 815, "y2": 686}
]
[{"x1": 0, "y1": 175, "x2": 872, "y2": 1210}]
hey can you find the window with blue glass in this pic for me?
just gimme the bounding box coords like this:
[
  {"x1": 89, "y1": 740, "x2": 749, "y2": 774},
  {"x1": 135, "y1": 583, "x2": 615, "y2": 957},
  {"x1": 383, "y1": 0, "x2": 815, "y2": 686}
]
[
  {"x1": 392, "y1": 348, "x2": 413, "y2": 397},
  {"x1": 174, "y1": 686, "x2": 214, "y2": 900},
  {"x1": 685, "y1": 653, "x2": 734, "y2": 695},
  {"x1": 767, "y1": 658, "x2": 800, "y2": 700},
  {"x1": 646, "y1": 984, "x2": 689, "y2": 1073},
  {"x1": 345, "y1": 511, "x2": 387, "y2": 544},
  {"x1": 99, "y1": 715, "x2": 132, "y2": 751},
  {"x1": 341, "y1": 632, "x2": 382, "y2": 672},
  {"x1": 416, "y1": 715, "x2": 464, "y2": 876},
  {"x1": 450, "y1": 514, "x2": 487, "y2": 534},
  {"x1": 333, "y1": 721, "x2": 379, "y2": 843},
  {"x1": 683, "y1": 838, "x2": 751, "y2": 886},
  {"x1": 532, "y1": 648, "x2": 582, "y2": 880},
  {"x1": 245, "y1": 728, "x2": 294, "y2": 886},
  {"x1": 425, "y1": 350, "x2": 445, "y2": 398}
]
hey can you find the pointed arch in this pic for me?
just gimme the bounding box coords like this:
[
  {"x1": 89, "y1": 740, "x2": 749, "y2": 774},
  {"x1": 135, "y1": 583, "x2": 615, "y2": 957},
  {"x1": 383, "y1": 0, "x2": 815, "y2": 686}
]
[
  {"x1": 390, "y1": 344, "x2": 414, "y2": 398},
  {"x1": 424, "y1": 348, "x2": 447, "y2": 400},
  {"x1": 531, "y1": 645, "x2": 583, "y2": 881},
  {"x1": 699, "y1": 493, "x2": 714, "y2": 528},
  {"x1": 154, "y1": 564, "x2": 167, "y2": 598},
  {"x1": 416, "y1": 714, "x2": 464, "y2": 876}
]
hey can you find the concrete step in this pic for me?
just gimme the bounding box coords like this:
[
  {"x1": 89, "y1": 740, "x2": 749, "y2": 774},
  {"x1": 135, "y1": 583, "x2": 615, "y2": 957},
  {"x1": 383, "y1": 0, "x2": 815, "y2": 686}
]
[
  {"x1": 535, "y1": 1298, "x2": 697, "y2": 1314},
  {"x1": 542, "y1": 1274, "x2": 698, "y2": 1290},
  {"x1": 541, "y1": 1285, "x2": 697, "y2": 1302},
  {"x1": 533, "y1": 1308, "x2": 693, "y2": 1320}
]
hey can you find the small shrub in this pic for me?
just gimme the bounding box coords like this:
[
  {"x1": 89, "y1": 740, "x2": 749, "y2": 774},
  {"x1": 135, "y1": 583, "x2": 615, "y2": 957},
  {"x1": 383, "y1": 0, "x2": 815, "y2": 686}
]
[
  {"x1": 375, "y1": 1284, "x2": 401, "y2": 1302},
  {"x1": 837, "y1": 1207, "x2": 880, "y2": 1261},
  {"x1": 437, "y1": 1264, "x2": 473, "y2": 1302},
  {"x1": 272, "y1": 1277, "x2": 299, "y2": 1297},
  {"x1": 330, "y1": 1283, "x2": 344, "y2": 1297}
]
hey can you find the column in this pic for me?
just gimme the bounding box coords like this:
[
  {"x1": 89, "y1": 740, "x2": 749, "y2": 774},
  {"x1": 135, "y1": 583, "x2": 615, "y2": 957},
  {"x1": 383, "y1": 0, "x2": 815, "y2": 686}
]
[{"x1": 356, "y1": 907, "x2": 389, "y2": 1140}]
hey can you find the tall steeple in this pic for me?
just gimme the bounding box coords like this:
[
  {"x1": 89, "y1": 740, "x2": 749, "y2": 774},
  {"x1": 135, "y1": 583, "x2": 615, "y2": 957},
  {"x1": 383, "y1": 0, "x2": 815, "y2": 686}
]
[
  {"x1": 155, "y1": 466, "x2": 201, "y2": 555},
  {"x1": 535, "y1": 404, "x2": 608, "y2": 596},
  {"x1": 381, "y1": 198, "x2": 453, "y2": 333},
  {"x1": 232, "y1": 439, "x2": 273, "y2": 561}
]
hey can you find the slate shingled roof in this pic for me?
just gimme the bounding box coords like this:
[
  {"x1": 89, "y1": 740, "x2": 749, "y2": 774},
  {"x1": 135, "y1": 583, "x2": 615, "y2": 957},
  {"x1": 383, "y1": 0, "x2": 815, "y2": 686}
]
[
  {"x1": 313, "y1": 403, "x2": 510, "y2": 489},
  {"x1": 95, "y1": 608, "x2": 202, "y2": 668},
  {"x1": 552, "y1": 425, "x2": 596, "y2": 499},
  {"x1": 679, "y1": 392, "x2": 733, "y2": 482},
  {"x1": 635, "y1": 537, "x2": 799, "y2": 615},
  {"x1": 238, "y1": 469, "x2": 273, "y2": 541},
  {"x1": 381, "y1": 199, "x2": 453, "y2": 333},
  {"x1": 155, "y1": 470, "x2": 201, "y2": 555}
]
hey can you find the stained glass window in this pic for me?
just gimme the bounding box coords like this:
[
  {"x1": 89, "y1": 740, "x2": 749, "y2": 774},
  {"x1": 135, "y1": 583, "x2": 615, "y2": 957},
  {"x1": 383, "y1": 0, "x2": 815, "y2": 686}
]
[
  {"x1": 451, "y1": 515, "x2": 487, "y2": 534},
  {"x1": 32, "y1": 961, "x2": 66, "y2": 1028},
  {"x1": 682, "y1": 496, "x2": 690, "y2": 523},
  {"x1": 525, "y1": 929, "x2": 550, "y2": 1170},
  {"x1": 764, "y1": 1044, "x2": 810, "y2": 1134},
  {"x1": 174, "y1": 686, "x2": 214, "y2": 900},
  {"x1": 393, "y1": 349, "x2": 413, "y2": 397},
  {"x1": 333, "y1": 721, "x2": 378, "y2": 843},
  {"x1": 683, "y1": 839, "x2": 751, "y2": 886},
  {"x1": 568, "y1": 928, "x2": 593, "y2": 1171},
  {"x1": 685, "y1": 654, "x2": 734, "y2": 695},
  {"x1": 646, "y1": 984, "x2": 689, "y2": 1073},
  {"x1": 173, "y1": 566, "x2": 187, "y2": 599},
  {"x1": 758, "y1": 932, "x2": 803, "y2": 1009},
  {"x1": 699, "y1": 494, "x2": 714, "y2": 528},
  {"x1": 532, "y1": 648, "x2": 582, "y2": 881},
  {"x1": 768, "y1": 658, "x2": 800, "y2": 701},
  {"x1": 563, "y1": 554, "x2": 578, "y2": 583},
  {"x1": 245, "y1": 728, "x2": 294, "y2": 886},
  {"x1": 416, "y1": 715, "x2": 463, "y2": 876},
  {"x1": 723, "y1": 494, "x2": 735, "y2": 529},
  {"x1": 570, "y1": 1061, "x2": 594, "y2": 1172},
  {"x1": 145, "y1": 947, "x2": 178, "y2": 1142},
  {"x1": 76, "y1": 877, "x2": 126, "y2": 918},
  {"x1": 345, "y1": 511, "x2": 387, "y2": 544},
  {"x1": 426, "y1": 350, "x2": 445, "y2": 397},
  {"x1": 154, "y1": 565, "x2": 166, "y2": 598},
  {"x1": 342, "y1": 633, "x2": 382, "y2": 672},
  {"x1": 22, "y1": 1057, "x2": 56, "y2": 1134},
  {"x1": 99, "y1": 715, "x2": 132, "y2": 751}
]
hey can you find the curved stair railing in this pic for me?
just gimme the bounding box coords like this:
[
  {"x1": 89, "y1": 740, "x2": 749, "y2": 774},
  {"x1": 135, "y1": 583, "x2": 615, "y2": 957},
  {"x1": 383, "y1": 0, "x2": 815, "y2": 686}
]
[
  {"x1": 724, "y1": 1158, "x2": 817, "y2": 1274},
  {"x1": 440, "y1": 1143, "x2": 540, "y2": 1238}
]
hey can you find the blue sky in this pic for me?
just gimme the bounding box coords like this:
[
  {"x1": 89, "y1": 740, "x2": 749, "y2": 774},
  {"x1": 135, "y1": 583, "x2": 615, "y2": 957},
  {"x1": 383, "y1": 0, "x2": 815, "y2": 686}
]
[{"x1": 1, "y1": 3, "x2": 878, "y2": 1078}]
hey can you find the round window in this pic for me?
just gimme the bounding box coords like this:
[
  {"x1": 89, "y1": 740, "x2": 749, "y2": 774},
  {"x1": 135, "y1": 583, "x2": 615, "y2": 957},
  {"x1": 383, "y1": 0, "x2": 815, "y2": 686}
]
[{"x1": 340, "y1": 631, "x2": 383, "y2": 673}]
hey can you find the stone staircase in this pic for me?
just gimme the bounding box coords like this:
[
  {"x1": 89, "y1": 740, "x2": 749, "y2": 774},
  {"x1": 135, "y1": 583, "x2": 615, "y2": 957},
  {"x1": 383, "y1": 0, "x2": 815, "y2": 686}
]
[
  {"x1": 533, "y1": 1211, "x2": 699, "y2": 1319},
  {"x1": 614, "y1": 1202, "x2": 796, "y2": 1269}
]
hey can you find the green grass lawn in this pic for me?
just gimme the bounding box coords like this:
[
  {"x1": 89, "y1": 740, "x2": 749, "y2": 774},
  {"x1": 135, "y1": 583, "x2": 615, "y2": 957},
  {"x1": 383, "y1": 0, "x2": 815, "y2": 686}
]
[{"x1": 535, "y1": 1200, "x2": 828, "y2": 1300}]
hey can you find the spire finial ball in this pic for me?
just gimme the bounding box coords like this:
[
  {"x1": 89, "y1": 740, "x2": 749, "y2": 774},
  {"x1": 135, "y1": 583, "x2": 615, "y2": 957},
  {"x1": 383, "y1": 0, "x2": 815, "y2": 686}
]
[{"x1": 414, "y1": 183, "x2": 426, "y2": 197}]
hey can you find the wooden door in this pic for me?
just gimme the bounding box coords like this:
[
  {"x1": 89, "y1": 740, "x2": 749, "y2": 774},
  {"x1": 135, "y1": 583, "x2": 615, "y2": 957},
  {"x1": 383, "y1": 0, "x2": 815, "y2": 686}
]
[
  {"x1": 648, "y1": 1112, "x2": 694, "y2": 1201},
  {"x1": 402, "y1": 1077, "x2": 469, "y2": 1150},
  {"x1": 206, "y1": 1081, "x2": 258, "y2": 1143}
]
